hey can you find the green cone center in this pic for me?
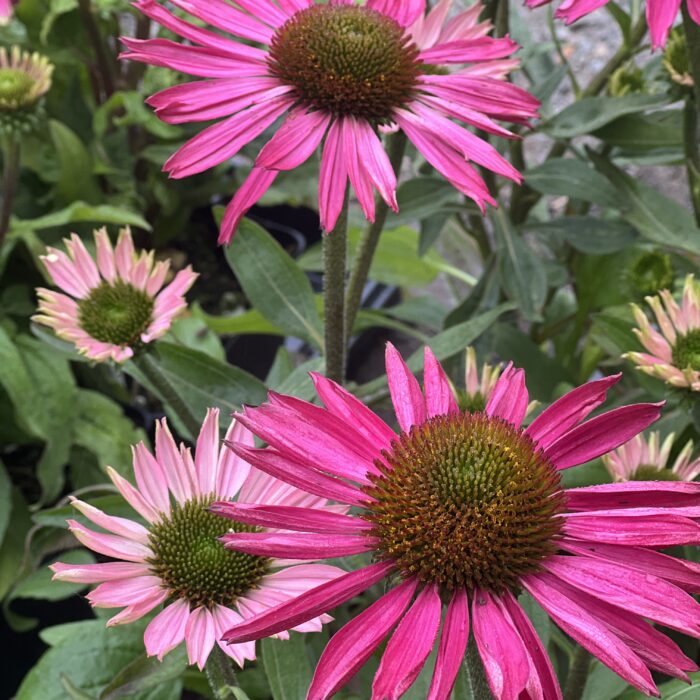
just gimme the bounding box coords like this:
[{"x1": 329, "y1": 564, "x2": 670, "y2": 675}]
[
  {"x1": 363, "y1": 412, "x2": 565, "y2": 593},
  {"x1": 0, "y1": 68, "x2": 34, "y2": 105},
  {"x1": 268, "y1": 5, "x2": 421, "y2": 121},
  {"x1": 630, "y1": 464, "x2": 680, "y2": 481},
  {"x1": 77, "y1": 280, "x2": 154, "y2": 347},
  {"x1": 148, "y1": 496, "x2": 270, "y2": 609},
  {"x1": 627, "y1": 251, "x2": 674, "y2": 297},
  {"x1": 672, "y1": 329, "x2": 700, "y2": 372}
]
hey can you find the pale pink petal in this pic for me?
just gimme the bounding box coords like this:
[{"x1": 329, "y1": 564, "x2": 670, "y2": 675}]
[
  {"x1": 132, "y1": 443, "x2": 171, "y2": 515},
  {"x1": 373, "y1": 583, "x2": 442, "y2": 700},
  {"x1": 145, "y1": 599, "x2": 190, "y2": 660},
  {"x1": 222, "y1": 561, "x2": 394, "y2": 644},
  {"x1": 212, "y1": 605, "x2": 256, "y2": 667},
  {"x1": 107, "y1": 466, "x2": 159, "y2": 523},
  {"x1": 67, "y1": 520, "x2": 152, "y2": 563},
  {"x1": 195, "y1": 408, "x2": 220, "y2": 495},
  {"x1": 70, "y1": 498, "x2": 150, "y2": 544},
  {"x1": 50, "y1": 561, "x2": 150, "y2": 584},
  {"x1": 156, "y1": 419, "x2": 194, "y2": 504},
  {"x1": 386, "y1": 342, "x2": 427, "y2": 432},
  {"x1": 65, "y1": 234, "x2": 100, "y2": 288},
  {"x1": 185, "y1": 607, "x2": 216, "y2": 670},
  {"x1": 106, "y1": 589, "x2": 168, "y2": 627},
  {"x1": 217, "y1": 419, "x2": 254, "y2": 499},
  {"x1": 88, "y1": 575, "x2": 164, "y2": 607},
  {"x1": 307, "y1": 578, "x2": 420, "y2": 700},
  {"x1": 114, "y1": 228, "x2": 136, "y2": 282}
]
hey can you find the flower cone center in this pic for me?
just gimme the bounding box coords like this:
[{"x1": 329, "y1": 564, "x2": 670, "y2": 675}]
[
  {"x1": 268, "y1": 5, "x2": 421, "y2": 121},
  {"x1": 0, "y1": 68, "x2": 34, "y2": 106},
  {"x1": 631, "y1": 464, "x2": 680, "y2": 481},
  {"x1": 364, "y1": 413, "x2": 565, "y2": 593},
  {"x1": 77, "y1": 280, "x2": 154, "y2": 347},
  {"x1": 148, "y1": 496, "x2": 270, "y2": 609},
  {"x1": 672, "y1": 329, "x2": 700, "y2": 372}
]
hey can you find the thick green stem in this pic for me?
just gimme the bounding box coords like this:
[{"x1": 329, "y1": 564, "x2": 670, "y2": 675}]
[
  {"x1": 682, "y1": 5, "x2": 700, "y2": 224},
  {"x1": 344, "y1": 132, "x2": 407, "y2": 341},
  {"x1": 463, "y1": 638, "x2": 493, "y2": 700},
  {"x1": 134, "y1": 350, "x2": 201, "y2": 439},
  {"x1": 0, "y1": 138, "x2": 20, "y2": 246},
  {"x1": 563, "y1": 645, "x2": 591, "y2": 700},
  {"x1": 203, "y1": 644, "x2": 239, "y2": 699},
  {"x1": 77, "y1": 0, "x2": 115, "y2": 101},
  {"x1": 323, "y1": 192, "x2": 349, "y2": 384}
]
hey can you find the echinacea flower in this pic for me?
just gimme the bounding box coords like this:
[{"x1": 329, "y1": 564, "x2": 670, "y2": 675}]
[
  {"x1": 51, "y1": 409, "x2": 344, "y2": 669},
  {"x1": 625, "y1": 274, "x2": 700, "y2": 391},
  {"x1": 122, "y1": 0, "x2": 539, "y2": 243},
  {"x1": 0, "y1": 46, "x2": 52, "y2": 111},
  {"x1": 0, "y1": 0, "x2": 16, "y2": 25},
  {"x1": 603, "y1": 431, "x2": 700, "y2": 482},
  {"x1": 527, "y1": 0, "x2": 699, "y2": 49},
  {"x1": 220, "y1": 345, "x2": 700, "y2": 699},
  {"x1": 33, "y1": 227, "x2": 197, "y2": 363},
  {"x1": 459, "y1": 345, "x2": 503, "y2": 411}
]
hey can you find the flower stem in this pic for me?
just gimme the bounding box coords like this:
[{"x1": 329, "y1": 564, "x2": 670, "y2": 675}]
[
  {"x1": 463, "y1": 638, "x2": 493, "y2": 700},
  {"x1": 323, "y1": 190, "x2": 349, "y2": 384},
  {"x1": 563, "y1": 645, "x2": 591, "y2": 700},
  {"x1": 343, "y1": 132, "x2": 407, "y2": 341},
  {"x1": 682, "y1": 4, "x2": 700, "y2": 225},
  {"x1": 0, "y1": 137, "x2": 20, "y2": 246},
  {"x1": 204, "y1": 644, "x2": 239, "y2": 699},
  {"x1": 77, "y1": 0, "x2": 115, "y2": 102},
  {"x1": 133, "y1": 349, "x2": 201, "y2": 439}
]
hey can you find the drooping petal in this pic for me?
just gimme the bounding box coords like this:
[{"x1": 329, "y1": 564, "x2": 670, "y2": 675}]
[
  {"x1": 69, "y1": 498, "x2": 150, "y2": 544},
  {"x1": 307, "y1": 578, "x2": 420, "y2": 700},
  {"x1": 646, "y1": 0, "x2": 683, "y2": 49},
  {"x1": 50, "y1": 561, "x2": 151, "y2": 584},
  {"x1": 67, "y1": 520, "x2": 152, "y2": 563},
  {"x1": 144, "y1": 599, "x2": 190, "y2": 661},
  {"x1": 185, "y1": 607, "x2": 216, "y2": 670},
  {"x1": 87, "y1": 576, "x2": 164, "y2": 608}
]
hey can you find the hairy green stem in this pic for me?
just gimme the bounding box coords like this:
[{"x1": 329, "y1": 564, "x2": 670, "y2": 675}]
[
  {"x1": 204, "y1": 644, "x2": 239, "y2": 699},
  {"x1": 563, "y1": 645, "x2": 592, "y2": 700},
  {"x1": 682, "y1": 5, "x2": 700, "y2": 224},
  {"x1": 77, "y1": 0, "x2": 115, "y2": 101},
  {"x1": 134, "y1": 350, "x2": 201, "y2": 439},
  {"x1": 344, "y1": 132, "x2": 407, "y2": 341},
  {"x1": 323, "y1": 191, "x2": 349, "y2": 384},
  {"x1": 464, "y1": 638, "x2": 493, "y2": 700},
  {"x1": 0, "y1": 138, "x2": 20, "y2": 246}
]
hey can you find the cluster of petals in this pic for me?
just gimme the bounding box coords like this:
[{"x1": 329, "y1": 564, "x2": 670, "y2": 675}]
[
  {"x1": 50, "y1": 409, "x2": 344, "y2": 670},
  {"x1": 0, "y1": 45, "x2": 53, "y2": 109},
  {"x1": 527, "y1": 0, "x2": 700, "y2": 49},
  {"x1": 464, "y1": 344, "x2": 503, "y2": 401},
  {"x1": 121, "y1": 0, "x2": 539, "y2": 243},
  {"x1": 626, "y1": 274, "x2": 700, "y2": 391},
  {"x1": 604, "y1": 431, "x2": 700, "y2": 482},
  {"x1": 33, "y1": 227, "x2": 197, "y2": 363},
  {"x1": 218, "y1": 344, "x2": 700, "y2": 699}
]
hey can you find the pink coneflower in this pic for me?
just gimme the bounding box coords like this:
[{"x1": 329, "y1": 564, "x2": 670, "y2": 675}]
[
  {"x1": 0, "y1": 0, "x2": 16, "y2": 25},
  {"x1": 603, "y1": 431, "x2": 700, "y2": 482},
  {"x1": 219, "y1": 345, "x2": 700, "y2": 699},
  {"x1": 33, "y1": 227, "x2": 197, "y2": 363},
  {"x1": 460, "y1": 345, "x2": 503, "y2": 411},
  {"x1": 625, "y1": 274, "x2": 700, "y2": 391},
  {"x1": 0, "y1": 46, "x2": 52, "y2": 109},
  {"x1": 527, "y1": 0, "x2": 699, "y2": 49},
  {"x1": 51, "y1": 409, "x2": 344, "y2": 669},
  {"x1": 122, "y1": 0, "x2": 538, "y2": 243}
]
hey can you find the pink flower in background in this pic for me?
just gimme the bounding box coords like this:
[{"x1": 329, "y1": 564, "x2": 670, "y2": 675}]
[
  {"x1": 527, "y1": 0, "x2": 700, "y2": 49},
  {"x1": 626, "y1": 274, "x2": 700, "y2": 391},
  {"x1": 0, "y1": 0, "x2": 15, "y2": 24},
  {"x1": 603, "y1": 431, "x2": 700, "y2": 482},
  {"x1": 219, "y1": 345, "x2": 700, "y2": 699},
  {"x1": 33, "y1": 227, "x2": 197, "y2": 363},
  {"x1": 51, "y1": 409, "x2": 343, "y2": 670},
  {"x1": 122, "y1": 0, "x2": 538, "y2": 243},
  {"x1": 461, "y1": 344, "x2": 504, "y2": 411}
]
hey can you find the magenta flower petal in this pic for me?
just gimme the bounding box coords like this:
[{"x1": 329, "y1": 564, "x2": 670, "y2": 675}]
[
  {"x1": 307, "y1": 578, "x2": 419, "y2": 700},
  {"x1": 373, "y1": 583, "x2": 442, "y2": 700},
  {"x1": 544, "y1": 402, "x2": 664, "y2": 470},
  {"x1": 386, "y1": 342, "x2": 427, "y2": 431},
  {"x1": 524, "y1": 573, "x2": 658, "y2": 695},
  {"x1": 484, "y1": 363, "x2": 529, "y2": 427},
  {"x1": 221, "y1": 532, "x2": 378, "y2": 559},
  {"x1": 423, "y1": 346, "x2": 459, "y2": 418},
  {"x1": 318, "y1": 118, "x2": 348, "y2": 232},
  {"x1": 367, "y1": 0, "x2": 425, "y2": 26},
  {"x1": 222, "y1": 561, "x2": 395, "y2": 644},
  {"x1": 427, "y1": 588, "x2": 469, "y2": 700},
  {"x1": 525, "y1": 373, "x2": 621, "y2": 450},
  {"x1": 566, "y1": 481, "x2": 700, "y2": 511},
  {"x1": 471, "y1": 588, "x2": 530, "y2": 699}
]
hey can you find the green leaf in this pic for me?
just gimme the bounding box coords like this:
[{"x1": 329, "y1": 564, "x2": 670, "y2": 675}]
[
  {"x1": 387, "y1": 177, "x2": 460, "y2": 225},
  {"x1": 14, "y1": 202, "x2": 151, "y2": 232},
  {"x1": 527, "y1": 217, "x2": 637, "y2": 254},
  {"x1": 168, "y1": 316, "x2": 226, "y2": 361},
  {"x1": 125, "y1": 343, "x2": 267, "y2": 434},
  {"x1": 0, "y1": 461, "x2": 11, "y2": 545},
  {"x1": 616, "y1": 672, "x2": 700, "y2": 699},
  {"x1": 99, "y1": 648, "x2": 188, "y2": 700},
  {"x1": 61, "y1": 676, "x2": 97, "y2": 700},
  {"x1": 581, "y1": 661, "x2": 630, "y2": 700},
  {"x1": 194, "y1": 305, "x2": 284, "y2": 337},
  {"x1": 542, "y1": 94, "x2": 668, "y2": 138},
  {"x1": 225, "y1": 217, "x2": 324, "y2": 349},
  {"x1": 33, "y1": 495, "x2": 137, "y2": 530},
  {"x1": 0, "y1": 488, "x2": 31, "y2": 600},
  {"x1": 12, "y1": 550, "x2": 94, "y2": 602},
  {"x1": 261, "y1": 634, "x2": 314, "y2": 700},
  {"x1": 94, "y1": 91, "x2": 182, "y2": 140},
  {"x1": 524, "y1": 159, "x2": 620, "y2": 208},
  {"x1": 588, "y1": 151, "x2": 700, "y2": 256},
  {"x1": 594, "y1": 110, "x2": 683, "y2": 150},
  {"x1": 48, "y1": 120, "x2": 102, "y2": 205},
  {"x1": 494, "y1": 211, "x2": 547, "y2": 321}
]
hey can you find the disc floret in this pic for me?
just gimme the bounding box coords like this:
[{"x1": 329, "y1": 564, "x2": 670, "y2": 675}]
[
  {"x1": 148, "y1": 495, "x2": 270, "y2": 610},
  {"x1": 268, "y1": 5, "x2": 421, "y2": 122},
  {"x1": 364, "y1": 412, "x2": 565, "y2": 593}
]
